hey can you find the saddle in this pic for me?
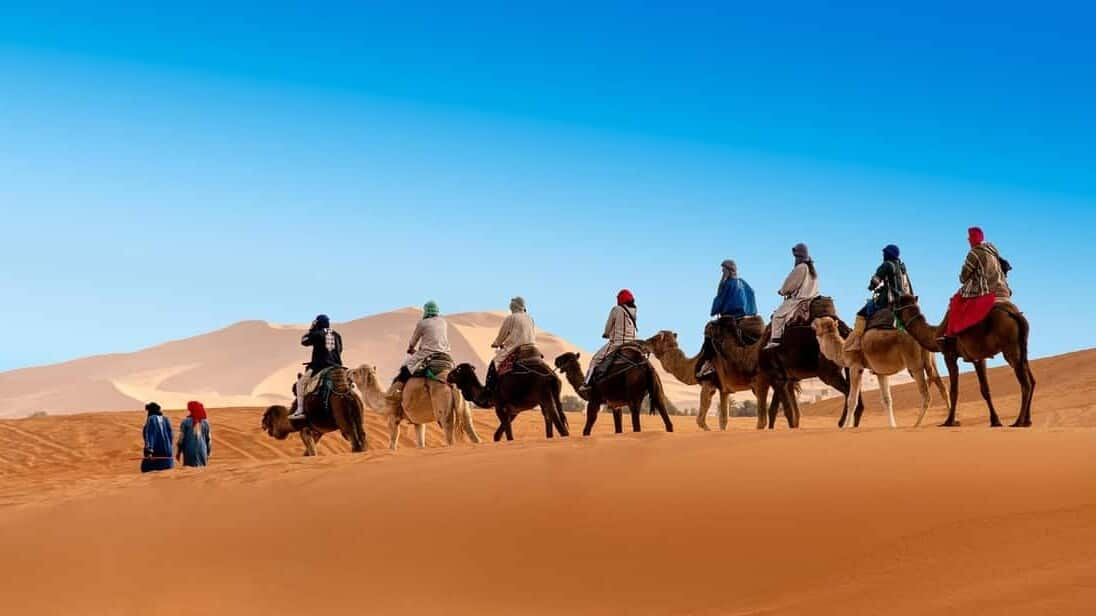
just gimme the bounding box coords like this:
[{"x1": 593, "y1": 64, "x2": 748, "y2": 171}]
[
  {"x1": 591, "y1": 342, "x2": 649, "y2": 384},
  {"x1": 302, "y1": 367, "x2": 353, "y2": 416},
  {"x1": 411, "y1": 352, "x2": 454, "y2": 381},
  {"x1": 705, "y1": 314, "x2": 765, "y2": 348},
  {"x1": 866, "y1": 307, "x2": 897, "y2": 332},
  {"x1": 498, "y1": 344, "x2": 546, "y2": 376},
  {"x1": 789, "y1": 296, "x2": 838, "y2": 328}
]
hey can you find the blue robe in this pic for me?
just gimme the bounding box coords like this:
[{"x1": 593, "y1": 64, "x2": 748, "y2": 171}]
[
  {"x1": 141, "y1": 414, "x2": 174, "y2": 473},
  {"x1": 177, "y1": 417, "x2": 212, "y2": 467},
  {"x1": 711, "y1": 278, "x2": 758, "y2": 318}
]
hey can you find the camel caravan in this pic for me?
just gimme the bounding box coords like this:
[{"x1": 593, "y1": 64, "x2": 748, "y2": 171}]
[{"x1": 262, "y1": 227, "x2": 1035, "y2": 456}]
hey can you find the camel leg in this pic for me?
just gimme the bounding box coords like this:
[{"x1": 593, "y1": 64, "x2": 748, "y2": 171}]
[
  {"x1": 818, "y1": 361, "x2": 857, "y2": 427},
  {"x1": 612, "y1": 407, "x2": 624, "y2": 434},
  {"x1": 582, "y1": 401, "x2": 600, "y2": 436},
  {"x1": 753, "y1": 380, "x2": 770, "y2": 431},
  {"x1": 388, "y1": 416, "x2": 401, "y2": 451},
  {"x1": 717, "y1": 390, "x2": 730, "y2": 431},
  {"x1": 767, "y1": 383, "x2": 785, "y2": 430},
  {"x1": 843, "y1": 366, "x2": 865, "y2": 429},
  {"x1": 438, "y1": 411, "x2": 455, "y2": 446},
  {"x1": 414, "y1": 423, "x2": 427, "y2": 448},
  {"x1": 463, "y1": 407, "x2": 482, "y2": 443},
  {"x1": 697, "y1": 384, "x2": 714, "y2": 431},
  {"x1": 877, "y1": 374, "x2": 896, "y2": 429},
  {"x1": 493, "y1": 407, "x2": 507, "y2": 442},
  {"x1": 542, "y1": 393, "x2": 568, "y2": 438},
  {"x1": 630, "y1": 403, "x2": 642, "y2": 433},
  {"x1": 1006, "y1": 352, "x2": 1035, "y2": 428},
  {"x1": 300, "y1": 428, "x2": 317, "y2": 457},
  {"x1": 910, "y1": 367, "x2": 931, "y2": 428},
  {"x1": 941, "y1": 352, "x2": 961, "y2": 427},
  {"x1": 972, "y1": 360, "x2": 1003, "y2": 427},
  {"x1": 925, "y1": 352, "x2": 949, "y2": 405}
]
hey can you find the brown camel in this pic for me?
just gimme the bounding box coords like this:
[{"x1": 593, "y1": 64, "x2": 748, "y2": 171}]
[
  {"x1": 893, "y1": 294, "x2": 1034, "y2": 428},
  {"x1": 554, "y1": 347, "x2": 673, "y2": 435},
  {"x1": 645, "y1": 330, "x2": 773, "y2": 431},
  {"x1": 759, "y1": 318, "x2": 863, "y2": 429},
  {"x1": 349, "y1": 364, "x2": 482, "y2": 449},
  {"x1": 447, "y1": 362, "x2": 569, "y2": 441},
  {"x1": 812, "y1": 316, "x2": 948, "y2": 428},
  {"x1": 261, "y1": 368, "x2": 367, "y2": 455}
]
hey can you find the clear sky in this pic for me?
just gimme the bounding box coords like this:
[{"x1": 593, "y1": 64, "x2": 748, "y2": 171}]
[{"x1": 1, "y1": 2, "x2": 1093, "y2": 371}]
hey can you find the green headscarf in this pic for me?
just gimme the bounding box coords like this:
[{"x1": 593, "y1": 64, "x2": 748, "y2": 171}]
[{"x1": 423, "y1": 300, "x2": 440, "y2": 318}]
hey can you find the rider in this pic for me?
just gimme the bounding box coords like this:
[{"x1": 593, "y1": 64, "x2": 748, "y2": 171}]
[
  {"x1": 582, "y1": 289, "x2": 638, "y2": 395},
  {"x1": 940, "y1": 227, "x2": 1013, "y2": 346},
  {"x1": 292, "y1": 314, "x2": 344, "y2": 419},
  {"x1": 765, "y1": 243, "x2": 820, "y2": 350},
  {"x1": 844, "y1": 244, "x2": 912, "y2": 352},
  {"x1": 485, "y1": 296, "x2": 536, "y2": 394},
  {"x1": 698, "y1": 260, "x2": 757, "y2": 377},
  {"x1": 386, "y1": 300, "x2": 451, "y2": 413}
]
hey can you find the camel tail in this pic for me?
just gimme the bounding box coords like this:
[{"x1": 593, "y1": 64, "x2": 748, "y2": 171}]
[
  {"x1": 647, "y1": 365, "x2": 670, "y2": 415},
  {"x1": 348, "y1": 397, "x2": 368, "y2": 452}
]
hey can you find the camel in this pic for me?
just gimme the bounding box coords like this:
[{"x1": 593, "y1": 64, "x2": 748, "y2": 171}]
[
  {"x1": 645, "y1": 330, "x2": 773, "y2": 431},
  {"x1": 261, "y1": 368, "x2": 367, "y2": 456},
  {"x1": 349, "y1": 365, "x2": 482, "y2": 450},
  {"x1": 447, "y1": 362, "x2": 569, "y2": 441},
  {"x1": 893, "y1": 294, "x2": 1034, "y2": 428},
  {"x1": 758, "y1": 318, "x2": 863, "y2": 429},
  {"x1": 554, "y1": 347, "x2": 673, "y2": 436},
  {"x1": 812, "y1": 317, "x2": 948, "y2": 429}
]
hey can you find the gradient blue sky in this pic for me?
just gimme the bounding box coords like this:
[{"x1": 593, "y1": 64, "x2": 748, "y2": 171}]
[{"x1": 1, "y1": 2, "x2": 1093, "y2": 371}]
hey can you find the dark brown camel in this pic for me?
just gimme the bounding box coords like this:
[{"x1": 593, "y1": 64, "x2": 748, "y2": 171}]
[
  {"x1": 447, "y1": 362, "x2": 569, "y2": 441},
  {"x1": 893, "y1": 294, "x2": 1034, "y2": 428},
  {"x1": 261, "y1": 368, "x2": 367, "y2": 455},
  {"x1": 554, "y1": 347, "x2": 674, "y2": 436},
  {"x1": 758, "y1": 320, "x2": 863, "y2": 429}
]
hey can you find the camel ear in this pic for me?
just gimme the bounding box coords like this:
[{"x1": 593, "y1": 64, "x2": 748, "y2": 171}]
[
  {"x1": 575, "y1": 352, "x2": 581, "y2": 360},
  {"x1": 673, "y1": 332, "x2": 678, "y2": 340}
]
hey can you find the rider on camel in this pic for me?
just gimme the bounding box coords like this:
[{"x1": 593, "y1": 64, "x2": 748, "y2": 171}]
[
  {"x1": 485, "y1": 296, "x2": 536, "y2": 395},
  {"x1": 292, "y1": 314, "x2": 343, "y2": 419},
  {"x1": 581, "y1": 289, "x2": 638, "y2": 395}
]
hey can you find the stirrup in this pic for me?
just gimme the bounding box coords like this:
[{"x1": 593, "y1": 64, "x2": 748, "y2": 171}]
[{"x1": 764, "y1": 340, "x2": 781, "y2": 350}]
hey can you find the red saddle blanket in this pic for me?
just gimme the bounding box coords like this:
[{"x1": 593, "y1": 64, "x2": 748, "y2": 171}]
[
  {"x1": 497, "y1": 344, "x2": 544, "y2": 376},
  {"x1": 945, "y1": 292, "x2": 997, "y2": 336}
]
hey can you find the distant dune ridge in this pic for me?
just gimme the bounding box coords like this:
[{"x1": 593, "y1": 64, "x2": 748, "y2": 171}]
[{"x1": 0, "y1": 307, "x2": 893, "y2": 419}]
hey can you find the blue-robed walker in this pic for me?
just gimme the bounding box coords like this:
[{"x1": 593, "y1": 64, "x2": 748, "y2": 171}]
[{"x1": 711, "y1": 260, "x2": 757, "y2": 318}]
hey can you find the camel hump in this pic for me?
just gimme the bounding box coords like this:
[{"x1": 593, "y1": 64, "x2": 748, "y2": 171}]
[
  {"x1": 993, "y1": 300, "x2": 1023, "y2": 317},
  {"x1": 866, "y1": 308, "x2": 897, "y2": 332}
]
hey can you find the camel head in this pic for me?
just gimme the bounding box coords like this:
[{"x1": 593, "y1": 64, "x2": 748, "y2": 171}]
[
  {"x1": 349, "y1": 364, "x2": 381, "y2": 393},
  {"x1": 893, "y1": 294, "x2": 923, "y2": 324},
  {"x1": 646, "y1": 330, "x2": 679, "y2": 355},
  {"x1": 446, "y1": 363, "x2": 480, "y2": 387},
  {"x1": 262, "y1": 405, "x2": 291, "y2": 439},
  {"x1": 554, "y1": 352, "x2": 581, "y2": 372},
  {"x1": 811, "y1": 316, "x2": 840, "y2": 339}
]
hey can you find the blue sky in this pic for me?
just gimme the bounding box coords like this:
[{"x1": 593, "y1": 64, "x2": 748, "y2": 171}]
[{"x1": 1, "y1": 2, "x2": 1094, "y2": 371}]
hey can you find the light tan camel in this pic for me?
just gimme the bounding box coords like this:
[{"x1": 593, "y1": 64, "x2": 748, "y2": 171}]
[
  {"x1": 812, "y1": 317, "x2": 947, "y2": 428},
  {"x1": 349, "y1": 365, "x2": 481, "y2": 450},
  {"x1": 645, "y1": 330, "x2": 770, "y2": 431}
]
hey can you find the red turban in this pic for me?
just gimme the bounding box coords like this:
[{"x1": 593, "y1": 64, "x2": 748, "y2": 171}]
[
  {"x1": 968, "y1": 227, "x2": 984, "y2": 248},
  {"x1": 617, "y1": 289, "x2": 634, "y2": 305},
  {"x1": 186, "y1": 401, "x2": 207, "y2": 424}
]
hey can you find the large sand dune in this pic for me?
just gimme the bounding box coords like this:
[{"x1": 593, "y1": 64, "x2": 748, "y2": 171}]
[{"x1": 1, "y1": 350, "x2": 1094, "y2": 614}]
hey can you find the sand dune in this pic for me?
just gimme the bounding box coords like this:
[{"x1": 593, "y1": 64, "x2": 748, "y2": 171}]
[
  {"x1": 0, "y1": 308, "x2": 723, "y2": 418},
  {"x1": 1, "y1": 350, "x2": 1094, "y2": 614}
]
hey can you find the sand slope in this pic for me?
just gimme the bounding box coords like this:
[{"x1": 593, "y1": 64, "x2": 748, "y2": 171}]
[{"x1": 1, "y1": 350, "x2": 1094, "y2": 614}]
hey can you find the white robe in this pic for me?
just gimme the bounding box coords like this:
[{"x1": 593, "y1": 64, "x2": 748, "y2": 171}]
[
  {"x1": 402, "y1": 316, "x2": 451, "y2": 373},
  {"x1": 770, "y1": 263, "x2": 820, "y2": 340},
  {"x1": 588, "y1": 304, "x2": 638, "y2": 378},
  {"x1": 492, "y1": 311, "x2": 536, "y2": 366}
]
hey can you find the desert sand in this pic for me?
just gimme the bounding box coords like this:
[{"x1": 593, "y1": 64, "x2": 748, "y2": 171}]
[{"x1": 1, "y1": 350, "x2": 1095, "y2": 614}]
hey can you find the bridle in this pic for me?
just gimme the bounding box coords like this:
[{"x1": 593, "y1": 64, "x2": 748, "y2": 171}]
[{"x1": 895, "y1": 302, "x2": 925, "y2": 327}]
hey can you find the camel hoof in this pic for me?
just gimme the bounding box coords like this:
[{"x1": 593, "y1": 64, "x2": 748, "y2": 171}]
[
  {"x1": 991, "y1": 421, "x2": 1004, "y2": 428},
  {"x1": 939, "y1": 420, "x2": 960, "y2": 428}
]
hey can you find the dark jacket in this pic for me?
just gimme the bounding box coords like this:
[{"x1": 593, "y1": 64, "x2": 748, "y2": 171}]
[
  {"x1": 871, "y1": 259, "x2": 912, "y2": 309},
  {"x1": 141, "y1": 414, "x2": 174, "y2": 473},
  {"x1": 711, "y1": 278, "x2": 758, "y2": 318},
  {"x1": 302, "y1": 328, "x2": 343, "y2": 373}
]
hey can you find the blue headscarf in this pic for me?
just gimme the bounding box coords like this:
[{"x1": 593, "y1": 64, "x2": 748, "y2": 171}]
[
  {"x1": 883, "y1": 245, "x2": 900, "y2": 261},
  {"x1": 313, "y1": 314, "x2": 330, "y2": 329}
]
